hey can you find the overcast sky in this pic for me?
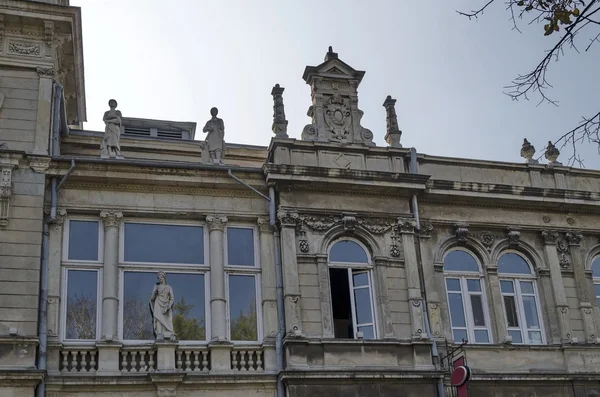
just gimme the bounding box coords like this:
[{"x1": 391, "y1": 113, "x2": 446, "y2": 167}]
[{"x1": 71, "y1": 0, "x2": 600, "y2": 169}]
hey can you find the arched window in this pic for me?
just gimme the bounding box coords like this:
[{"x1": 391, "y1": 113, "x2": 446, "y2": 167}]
[
  {"x1": 592, "y1": 257, "x2": 600, "y2": 309},
  {"x1": 443, "y1": 249, "x2": 491, "y2": 344},
  {"x1": 498, "y1": 252, "x2": 544, "y2": 345},
  {"x1": 328, "y1": 239, "x2": 376, "y2": 340}
]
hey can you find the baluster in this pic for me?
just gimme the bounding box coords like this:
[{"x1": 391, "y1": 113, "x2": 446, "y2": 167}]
[
  {"x1": 202, "y1": 351, "x2": 209, "y2": 372},
  {"x1": 90, "y1": 350, "x2": 97, "y2": 371},
  {"x1": 241, "y1": 350, "x2": 248, "y2": 371},
  {"x1": 148, "y1": 350, "x2": 155, "y2": 371},
  {"x1": 127, "y1": 351, "x2": 133, "y2": 372},
  {"x1": 121, "y1": 351, "x2": 127, "y2": 372},
  {"x1": 231, "y1": 351, "x2": 237, "y2": 370},
  {"x1": 136, "y1": 351, "x2": 142, "y2": 372},
  {"x1": 176, "y1": 350, "x2": 183, "y2": 370},
  {"x1": 193, "y1": 351, "x2": 200, "y2": 372},
  {"x1": 184, "y1": 350, "x2": 192, "y2": 372},
  {"x1": 256, "y1": 351, "x2": 263, "y2": 371},
  {"x1": 61, "y1": 350, "x2": 68, "y2": 372},
  {"x1": 76, "y1": 350, "x2": 83, "y2": 372}
]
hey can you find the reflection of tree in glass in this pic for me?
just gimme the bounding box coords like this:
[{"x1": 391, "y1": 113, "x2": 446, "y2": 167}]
[
  {"x1": 230, "y1": 302, "x2": 257, "y2": 341},
  {"x1": 123, "y1": 295, "x2": 153, "y2": 340},
  {"x1": 173, "y1": 297, "x2": 205, "y2": 340},
  {"x1": 66, "y1": 294, "x2": 96, "y2": 339}
]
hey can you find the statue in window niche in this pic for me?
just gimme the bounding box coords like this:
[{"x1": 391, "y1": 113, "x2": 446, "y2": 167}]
[
  {"x1": 149, "y1": 271, "x2": 176, "y2": 341},
  {"x1": 202, "y1": 107, "x2": 225, "y2": 165},
  {"x1": 101, "y1": 99, "x2": 124, "y2": 159}
]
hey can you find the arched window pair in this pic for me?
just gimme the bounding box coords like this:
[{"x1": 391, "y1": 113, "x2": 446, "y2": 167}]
[
  {"x1": 328, "y1": 239, "x2": 377, "y2": 340},
  {"x1": 444, "y1": 249, "x2": 544, "y2": 345}
]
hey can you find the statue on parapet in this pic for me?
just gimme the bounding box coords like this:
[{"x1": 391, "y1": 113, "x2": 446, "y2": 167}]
[
  {"x1": 149, "y1": 271, "x2": 176, "y2": 341},
  {"x1": 202, "y1": 107, "x2": 225, "y2": 165},
  {"x1": 101, "y1": 99, "x2": 124, "y2": 159}
]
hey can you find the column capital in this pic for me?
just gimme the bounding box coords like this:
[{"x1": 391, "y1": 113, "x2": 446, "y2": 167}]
[
  {"x1": 541, "y1": 229, "x2": 559, "y2": 245},
  {"x1": 206, "y1": 215, "x2": 228, "y2": 232},
  {"x1": 396, "y1": 217, "x2": 417, "y2": 234},
  {"x1": 100, "y1": 210, "x2": 123, "y2": 228},
  {"x1": 566, "y1": 231, "x2": 583, "y2": 246},
  {"x1": 277, "y1": 210, "x2": 300, "y2": 228},
  {"x1": 257, "y1": 216, "x2": 273, "y2": 233}
]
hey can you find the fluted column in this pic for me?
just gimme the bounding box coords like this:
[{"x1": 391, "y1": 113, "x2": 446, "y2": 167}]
[
  {"x1": 541, "y1": 230, "x2": 572, "y2": 343},
  {"x1": 206, "y1": 215, "x2": 228, "y2": 342},
  {"x1": 397, "y1": 217, "x2": 425, "y2": 339},
  {"x1": 100, "y1": 210, "x2": 123, "y2": 340},
  {"x1": 47, "y1": 209, "x2": 67, "y2": 341}
]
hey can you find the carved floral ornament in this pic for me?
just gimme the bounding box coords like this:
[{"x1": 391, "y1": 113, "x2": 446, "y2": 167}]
[
  {"x1": 205, "y1": 215, "x2": 228, "y2": 232},
  {"x1": 100, "y1": 210, "x2": 123, "y2": 228}
]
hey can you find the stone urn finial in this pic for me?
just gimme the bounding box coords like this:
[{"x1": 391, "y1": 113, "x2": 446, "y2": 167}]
[
  {"x1": 520, "y1": 138, "x2": 537, "y2": 164},
  {"x1": 545, "y1": 140, "x2": 562, "y2": 166},
  {"x1": 271, "y1": 84, "x2": 289, "y2": 138},
  {"x1": 383, "y1": 95, "x2": 402, "y2": 148}
]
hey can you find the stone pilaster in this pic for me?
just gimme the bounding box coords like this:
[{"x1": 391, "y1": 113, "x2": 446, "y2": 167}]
[
  {"x1": 316, "y1": 254, "x2": 333, "y2": 338},
  {"x1": 373, "y1": 257, "x2": 395, "y2": 339},
  {"x1": 417, "y1": 224, "x2": 443, "y2": 339},
  {"x1": 206, "y1": 215, "x2": 228, "y2": 342},
  {"x1": 484, "y1": 265, "x2": 506, "y2": 343},
  {"x1": 278, "y1": 210, "x2": 303, "y2": 336},
  {"x1": 541, "y1": 230, "x2": 572, "y2": 343},
  {"x1": 566, "y1": 231, "x2": 597, "y2": 342},
  {"x1": 100, "y1": 210, "x2": 122, "y2": 340},
  {"x1": 33, "y1": 67, "x2": 55, "y2": 155},
  {"x1": 47, "y1": 208, "x2": 66, "y2": 341},
  {"x1": 257, "y1": 216, "x2": 278, "y2": 340},
  {"x1": 397, "y1": 217, "x2": 425, "y2": 339}
]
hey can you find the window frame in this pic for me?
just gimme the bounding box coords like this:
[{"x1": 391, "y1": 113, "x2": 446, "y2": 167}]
[
  {"x1": 591, "y1": 257, "x2": 600, "y2": 312},
  {"x1": 118, "y1": 267, "x2": 211, "y2": 345},
  {"x1": 498, "y1": 251, "x2": 545, "y2": 345},
  {"x1": 327, "y1": 238, "x2": 378, "y2": 340},
  {"x1": 60, "y1": 266, "x2": 103, "y2": 344},
  {"x1": 443, "y1": 248, "x2": 492, "y2": 344},
  {"x1": 62, "y1": 217, "x2": 104, "y2": 264},
  {"x1": 119, "y1": 219, "x2": 209, "y2": 267},
  {"x1": 224, "y1": 225, "x2": 260, "y2": 268},
  {"x1": 224, "y1": 223, "x2": 262, "y2": 344}
]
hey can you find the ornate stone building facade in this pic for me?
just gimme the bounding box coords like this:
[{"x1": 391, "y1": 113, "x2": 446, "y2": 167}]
[{"x1": 1, "y1": 1, "x2": 600, "y2": 397}]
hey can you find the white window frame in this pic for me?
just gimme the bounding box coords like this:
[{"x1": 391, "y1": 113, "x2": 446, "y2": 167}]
[
  {"x1": 443, "y1": 248, "x2": 492, "y2": 344},
  {"x1": 224, "y1": 224, "x2": 262, "y2": 344},
  {"x1": 62, "y1": 217, "x2": 104, "y2": 264},
  {"x1": 592, "y1": 257, "x2": 600, "y2": 310},
  {"x1": 60, "y1": 267, "x2": 103, "y2": 344},
  {"x1": 119, "y1": 219, "x2": 209, "y2": 267},
  {"x1": 119, "y1": 268, "x2": 211, "y2": 345},
  {"x1": 327, "y1": 238, "x2": 378, "y2": 340},
  {"x1": 498, "y1": 251, "x2": 545, "y2": 345},
  {"x1": 118, "y1": 218, "x2": 210, "y2": 345}
]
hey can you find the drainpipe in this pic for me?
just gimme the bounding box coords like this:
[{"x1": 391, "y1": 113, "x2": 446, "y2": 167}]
[
  {"x1": 227, "y1": 170, "x2": 285, "y2": 397},
  {"x1": 36, "y1": 82, "x2": 72, "y2": 397},
  {"x1": 409, "y1": 148, "x2": 445, "y2": 397}
]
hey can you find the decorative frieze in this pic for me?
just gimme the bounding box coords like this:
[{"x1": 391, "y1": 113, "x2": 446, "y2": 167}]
[
  {"x1": 205, "y1": 215, "x2": 228, "y2": 232},
  {"x1": 100, "y1": 210, "x2": 123, "y2": 228},
  {"x1": 8, "y1": 40, "x2": 41, "y2": 57}
]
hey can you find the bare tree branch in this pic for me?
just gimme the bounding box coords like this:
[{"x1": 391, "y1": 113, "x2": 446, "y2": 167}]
[{"x1": 457, "y1": 0, "x2": 497, "y2": 19}]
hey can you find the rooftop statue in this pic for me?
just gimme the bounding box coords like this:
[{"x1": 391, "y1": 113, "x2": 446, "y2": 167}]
[
  {"x1": 101, "y1": 99, "x2": 124, "y2": 159},
  {"x1": 202, "y1": 107, "x2": 225, "y2": 165},
  {"x1": 149, "y1": 271, "x2": 176, "y2": 341}
]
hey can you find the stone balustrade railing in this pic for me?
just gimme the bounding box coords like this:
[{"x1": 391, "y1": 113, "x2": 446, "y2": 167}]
[
  {"x1": 231, "y1": 347, "x2": 264, "y2": 371},
  {"x1": 52, "y1": 343, "x2": 271, "y2": 375},
  {"x1": 60, "y1": 346, "x2": 98, "y2": 373}
]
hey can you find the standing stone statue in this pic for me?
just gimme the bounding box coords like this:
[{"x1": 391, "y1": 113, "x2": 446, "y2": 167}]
[
  {"x1": 149, "y1": 271, "x2": 175, "y2": 340},
  {"x1": 101, "y1": 99, "x2": 124, "y2": 159},
  {"x1": 202, "y1": 107, "x2": 225, "y2": 165}
]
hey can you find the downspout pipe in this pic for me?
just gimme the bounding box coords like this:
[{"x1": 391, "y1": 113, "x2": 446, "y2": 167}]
[
  {"x1": 227, "y1": 170, "x2": 285, "y2": 397},
  {"x1": 409, "y1": 148, "x2": 445, "y2": 397}
]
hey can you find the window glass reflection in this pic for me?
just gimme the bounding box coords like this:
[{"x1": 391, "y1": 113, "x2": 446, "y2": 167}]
[
  {"x1": 227, "y1": 227, "x2": 255, "y2": 266},
  {"x1": 329, "y1": 240, "x2": 368, "y2": 263},
  {"x1": 68, "y1": 221, "x2": 99, "y2": 261},
  {"x1": 124, "y1": 223, "x2": 204, "y2": 264},
  {"x1": 66, "y1": 270, "x2": 97, "y2": 339},
  {"x1": 498, "y1": 253, "x2": 531, "y2": 275},
  {"x1": 229, "y1": 275, "x2": 257, "y2": 341},
  {"x1": 444, "y1": 250, "x2": 479, "y2": 272}
]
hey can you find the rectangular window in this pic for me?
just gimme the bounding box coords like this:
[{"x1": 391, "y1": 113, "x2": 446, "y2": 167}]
[
  {"x1": 65, "y1": 269, "x2": 99, "y2": 340},
  {"x1": 445, "y1": 277, "x2": 490, "y2": 344},
  {"x1": 329, "y1": 268, "x2": 376, "y2": 339},
  {"x1": 226, "y1": 227, "x2": 255, "y2": 267},
  {"x1": 122, "y1": 271, "x2": 207, "y2": 341},
  {"x1": 67, "y1": 220, "x2": 100, "y2": 261},
  {"x1": 228, "y1": 274, "x2": 258, "y2": 341},
  {"x1": 123, "y1": 223, "x2": 204, "y2": 264},
  {"x1": 500, "y1": 279, "x2": 543, "y2": 344},
  {"x1": 595, "y1": 283, "x2": 600, "y2": 309}
]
